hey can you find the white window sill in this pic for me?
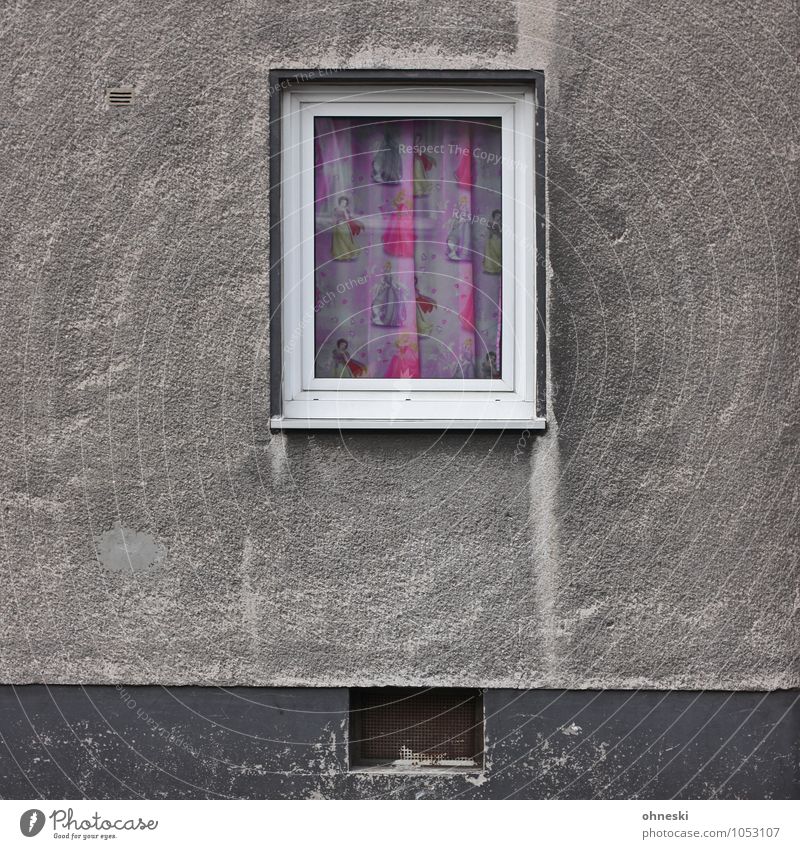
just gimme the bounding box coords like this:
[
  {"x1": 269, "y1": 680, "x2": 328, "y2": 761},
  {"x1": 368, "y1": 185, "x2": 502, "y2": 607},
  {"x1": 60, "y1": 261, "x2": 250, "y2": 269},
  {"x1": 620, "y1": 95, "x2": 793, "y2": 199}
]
[{"x1": 270, "y1": 416, "x2": 546, "y2": 431}]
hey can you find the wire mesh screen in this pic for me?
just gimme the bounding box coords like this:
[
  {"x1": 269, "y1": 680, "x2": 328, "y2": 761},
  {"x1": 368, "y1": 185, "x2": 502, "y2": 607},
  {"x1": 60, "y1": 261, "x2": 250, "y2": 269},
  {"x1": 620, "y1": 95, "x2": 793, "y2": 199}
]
[{"x1": 353, "y1": 688, "x2": 482, "y2": 765}]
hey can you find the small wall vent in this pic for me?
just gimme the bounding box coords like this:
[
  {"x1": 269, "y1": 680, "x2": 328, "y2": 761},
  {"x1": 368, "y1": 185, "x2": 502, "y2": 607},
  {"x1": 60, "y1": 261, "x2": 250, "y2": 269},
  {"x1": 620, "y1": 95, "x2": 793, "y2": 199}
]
[
  {"x1": 349, "y1": 688, "x2": 483, "y2": 771},
  {"x1": 107, "y1": 87, "x2": 134, "y2": 107}
]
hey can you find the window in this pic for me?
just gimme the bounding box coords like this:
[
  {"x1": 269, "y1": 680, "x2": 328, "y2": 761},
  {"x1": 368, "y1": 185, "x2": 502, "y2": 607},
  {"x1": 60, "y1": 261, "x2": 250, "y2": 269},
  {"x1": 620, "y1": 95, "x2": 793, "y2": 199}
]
[
  {"x1": 349, "y1": 688, "x2": 484, "y2": 771},
  {"x1": 270, "y1": 71, "x2": 546, "y2": 430}
]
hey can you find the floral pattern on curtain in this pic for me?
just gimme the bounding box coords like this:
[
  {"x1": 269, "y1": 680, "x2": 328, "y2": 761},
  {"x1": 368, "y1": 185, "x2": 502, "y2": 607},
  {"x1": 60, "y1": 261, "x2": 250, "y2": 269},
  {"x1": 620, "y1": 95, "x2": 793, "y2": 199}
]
[{"x1": 314, "y1": 117, "x2": 503, "y2": 380}]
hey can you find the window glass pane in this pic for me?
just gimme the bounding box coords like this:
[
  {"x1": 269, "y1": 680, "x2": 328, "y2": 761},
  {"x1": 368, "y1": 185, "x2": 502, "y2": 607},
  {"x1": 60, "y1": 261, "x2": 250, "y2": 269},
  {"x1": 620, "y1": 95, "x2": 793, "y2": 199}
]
[{"x1": 314, "y1": 117, "x2": 503, "y2": 380}]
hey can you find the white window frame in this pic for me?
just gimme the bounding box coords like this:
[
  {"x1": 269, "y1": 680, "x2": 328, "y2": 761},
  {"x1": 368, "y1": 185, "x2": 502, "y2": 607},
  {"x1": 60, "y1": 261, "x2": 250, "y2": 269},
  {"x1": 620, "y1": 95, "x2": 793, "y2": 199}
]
[{"x1": 271, "y1": 76, "x2": 545, "y2": 431}]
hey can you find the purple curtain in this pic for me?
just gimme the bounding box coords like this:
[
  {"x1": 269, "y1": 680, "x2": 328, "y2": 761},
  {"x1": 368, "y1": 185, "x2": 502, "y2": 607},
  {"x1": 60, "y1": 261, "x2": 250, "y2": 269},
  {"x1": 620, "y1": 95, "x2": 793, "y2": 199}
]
[{"x1": 314, "y1": 117, "x2": 503, "y2": 380}]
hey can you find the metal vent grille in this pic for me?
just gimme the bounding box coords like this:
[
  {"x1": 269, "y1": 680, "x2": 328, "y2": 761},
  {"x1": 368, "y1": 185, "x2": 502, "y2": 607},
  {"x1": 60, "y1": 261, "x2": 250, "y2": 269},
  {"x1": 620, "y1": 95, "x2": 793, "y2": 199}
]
[
  {"x1": 107, "y1": 87, "x2": 133, "y2": 107},
  {"x1": 351, "y1": 688, "x2": 482, "y2": 767}
]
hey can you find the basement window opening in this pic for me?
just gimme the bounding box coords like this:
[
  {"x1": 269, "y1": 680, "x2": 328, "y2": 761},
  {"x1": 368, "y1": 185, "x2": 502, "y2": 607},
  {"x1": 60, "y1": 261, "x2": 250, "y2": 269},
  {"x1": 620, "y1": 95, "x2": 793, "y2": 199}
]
[{"x1": 349, "y1": 687, "x2": 484, "y2": 772}]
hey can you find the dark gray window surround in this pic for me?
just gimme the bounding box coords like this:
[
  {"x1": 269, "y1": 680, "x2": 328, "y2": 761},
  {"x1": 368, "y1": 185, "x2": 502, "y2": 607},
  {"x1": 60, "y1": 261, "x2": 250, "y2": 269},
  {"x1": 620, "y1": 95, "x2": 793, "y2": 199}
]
[{"x1": 268, "y1": 69, "x2": 547, "y2": 426}]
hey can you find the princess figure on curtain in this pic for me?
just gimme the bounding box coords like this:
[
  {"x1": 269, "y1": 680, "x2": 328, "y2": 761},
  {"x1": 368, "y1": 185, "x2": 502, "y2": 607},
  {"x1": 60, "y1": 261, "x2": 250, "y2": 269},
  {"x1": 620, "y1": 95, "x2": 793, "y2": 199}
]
[
  {"x1": 371, "y1": 261, "x2": 407, "y2": 327},
  {"x1": 413, "y1": 134, "x2": 436, "y2": 197},
  {"x1": 385, "y1": 334, "x2": 420, "y2": 379},
  {"x1": 478, "y1": 350, "x2": 501, "y2": 379},
  {"x1": 482, "y1": 209, "x2": 502, "y2": 274},
  {"x1": 414, "y1": 275, "x2": 437, "y2": 336},
  {"x1": 331, "y1": 196, "x2": 363, "y2": 261},
  {"x1": 454, "y1": 144, "x2": 472, "y2": 187},
  {"x1": 331, "y1": 338, "x2": 367, "y2": 378},
  {"x1": 371, "y1": 130, "x2": 402, "y2": 183},
  {"x1": 382, "y1": 190, "x2": 415, "y2": 257},
  {"x1": 446, "y1": 196, "x2": 470, "y2": 261}
]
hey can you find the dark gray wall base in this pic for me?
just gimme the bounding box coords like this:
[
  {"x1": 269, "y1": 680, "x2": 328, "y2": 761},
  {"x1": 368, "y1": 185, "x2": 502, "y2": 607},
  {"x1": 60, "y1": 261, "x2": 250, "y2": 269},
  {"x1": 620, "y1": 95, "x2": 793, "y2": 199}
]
[{"x1": 1, "y1": 686, "x2": 797, "y2": 800}]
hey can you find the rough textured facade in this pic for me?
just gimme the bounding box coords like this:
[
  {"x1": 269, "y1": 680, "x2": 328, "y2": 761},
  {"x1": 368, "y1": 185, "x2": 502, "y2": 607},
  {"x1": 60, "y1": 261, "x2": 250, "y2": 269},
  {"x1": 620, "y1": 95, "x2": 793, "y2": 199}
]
[{"x1": 1, "y1": 0, "x2": 797, "y2": 698}]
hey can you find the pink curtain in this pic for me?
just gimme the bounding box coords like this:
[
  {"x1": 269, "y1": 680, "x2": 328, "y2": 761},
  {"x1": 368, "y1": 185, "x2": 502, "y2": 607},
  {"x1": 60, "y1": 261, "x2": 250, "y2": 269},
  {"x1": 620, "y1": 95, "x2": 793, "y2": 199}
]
[{"x1": 313, "y1": 117, "x2": 503, "y2": 380}]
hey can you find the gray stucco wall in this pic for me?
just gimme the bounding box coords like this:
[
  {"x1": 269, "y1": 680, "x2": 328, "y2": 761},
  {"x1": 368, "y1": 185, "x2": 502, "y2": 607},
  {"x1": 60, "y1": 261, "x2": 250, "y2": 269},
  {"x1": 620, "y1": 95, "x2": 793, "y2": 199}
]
[{"x1": 1, "y1": 1, "x2": 797, "y2": 689}]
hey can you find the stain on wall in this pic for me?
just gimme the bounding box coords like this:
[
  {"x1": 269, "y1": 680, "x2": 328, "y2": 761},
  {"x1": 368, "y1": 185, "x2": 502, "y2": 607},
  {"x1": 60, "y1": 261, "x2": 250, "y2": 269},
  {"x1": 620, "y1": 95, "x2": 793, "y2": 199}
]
[{"x1": 96, "y1": 522, "x2": 166, "y2": 573}]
